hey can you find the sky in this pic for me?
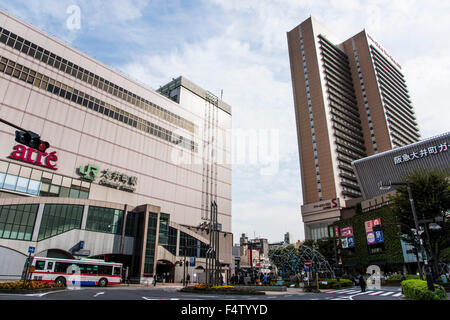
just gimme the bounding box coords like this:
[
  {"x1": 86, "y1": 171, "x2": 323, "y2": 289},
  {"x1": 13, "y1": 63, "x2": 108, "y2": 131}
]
[{"x1": 1, "y1": 0, "x2": 449, "y2": 244}]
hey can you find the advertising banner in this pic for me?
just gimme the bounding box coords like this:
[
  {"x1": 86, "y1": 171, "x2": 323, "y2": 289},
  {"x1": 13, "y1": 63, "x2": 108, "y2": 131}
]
[
  {"x1": 347, "y1": 236, "x2": 355, "y2": 248},
  {"x1": 340, "y1": 226, "x2": 353, "y2": 237},
  {"x1": 365, "y1": 220, "x2": 373, "y2": 233},
  {"x1": 374, "y1": 230, "x2": 384, "y2": 243},
  {"x1": 366, "y1": 232, "x2": 376, "y2": 245},
  {"x1": 341, "y1": 237, "x2": 349, "y2": 249}
]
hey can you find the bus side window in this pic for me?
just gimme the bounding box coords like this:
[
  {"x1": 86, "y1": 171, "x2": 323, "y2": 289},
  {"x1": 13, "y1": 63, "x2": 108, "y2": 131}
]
[
  {"x1": 35, "y1": 260, "x2": 45, "y2": 270},
  {"x1": 46, "y1": 262, "x2": 53, "y2": 271}
]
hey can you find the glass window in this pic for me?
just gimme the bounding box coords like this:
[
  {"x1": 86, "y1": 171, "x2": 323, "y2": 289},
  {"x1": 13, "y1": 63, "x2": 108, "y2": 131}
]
[
  {"x1": 37, "y1": 204, "x2": 83, "y2": 240},
  {"x1": 47, "y1": 262, "x2": 53, "y2": 270},
  {"x1": 0, "y1": 172, "x2": 5, "y2": 188},
  {"x1": 27, "y1": 180, "x2": 41, "y2": 195},
  {"x1": 15, "y1": 177, "x2": 29, "y2": 193},
  {"x1": 3, "y1": 174, "x2": 18, "y2": 190},
  {"x1": 35, "y1": 260, "x2": 45, "y2": 270}
]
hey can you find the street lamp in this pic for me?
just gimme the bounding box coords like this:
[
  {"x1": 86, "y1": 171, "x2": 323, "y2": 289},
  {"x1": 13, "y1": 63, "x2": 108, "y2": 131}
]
[{"x1": 378, "y1": 180, "x2": 435, "y2": 291}]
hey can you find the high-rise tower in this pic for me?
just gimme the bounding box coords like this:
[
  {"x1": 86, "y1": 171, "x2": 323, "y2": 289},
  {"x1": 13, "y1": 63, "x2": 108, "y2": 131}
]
[{"x1": 287, "y1": 17, "x2": 420, "y2": 240}]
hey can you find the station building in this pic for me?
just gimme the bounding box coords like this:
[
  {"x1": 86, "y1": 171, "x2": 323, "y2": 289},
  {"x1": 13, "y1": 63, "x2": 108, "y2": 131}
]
[{"x1": 0, "y1": 10, "x2": 233, "y2": 283}]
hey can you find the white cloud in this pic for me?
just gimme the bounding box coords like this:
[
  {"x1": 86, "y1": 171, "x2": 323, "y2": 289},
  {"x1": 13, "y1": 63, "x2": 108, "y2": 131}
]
[{"x1": 2, "y1": 0, "x2": 449, "y2": 244}]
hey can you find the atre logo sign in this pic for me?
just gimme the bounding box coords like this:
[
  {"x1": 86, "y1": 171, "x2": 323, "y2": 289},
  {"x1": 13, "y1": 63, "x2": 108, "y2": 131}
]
[{"x1": 8, "y1": 144, "x2": 58, "y2": 170}]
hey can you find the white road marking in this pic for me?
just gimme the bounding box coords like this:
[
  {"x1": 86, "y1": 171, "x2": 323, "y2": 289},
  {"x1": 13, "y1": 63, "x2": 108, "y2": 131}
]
[
  {"x1": 368, "y1": 291, "x2": 384, "y2": 295},
  {"x1": 380, "y1": 291, "x2": 394, "y2": 296},
  {"x1": 392, "y1": 292, "x2": 403, "y2": 297},
  {"x1": 93, "y1": 292, "x2": 105, "y2": 297}
]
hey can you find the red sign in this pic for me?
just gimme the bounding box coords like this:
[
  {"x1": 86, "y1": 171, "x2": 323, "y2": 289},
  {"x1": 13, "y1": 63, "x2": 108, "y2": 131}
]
[
  {"x1": 304, "y1": 261, "x2": 312, "y2": 267},
  {"x1": 340, "y1": 226, "x2": 353, "y2": 237},
  {"x1": 8, "y1": 144, "x2": 58, "y2": 170},
  {"x1": 334, "y1": 226, "x2": 340, "y2": 237}
]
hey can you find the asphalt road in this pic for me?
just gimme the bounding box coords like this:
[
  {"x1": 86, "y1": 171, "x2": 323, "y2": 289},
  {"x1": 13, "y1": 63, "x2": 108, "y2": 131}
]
[{"x1": 0, "y1": 285, "x2": 405, "y2": 301}]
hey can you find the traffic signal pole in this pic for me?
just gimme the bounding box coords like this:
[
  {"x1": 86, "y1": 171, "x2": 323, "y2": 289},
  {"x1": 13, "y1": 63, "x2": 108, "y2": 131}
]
[{"x1": 0, "y1": 117, "x2": 27, "y2": 132}]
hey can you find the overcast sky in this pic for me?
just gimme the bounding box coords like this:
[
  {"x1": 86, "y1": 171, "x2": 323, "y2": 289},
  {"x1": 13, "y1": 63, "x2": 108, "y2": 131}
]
[{"x1": 2, "y1": 0, "x2": 449, "y2": 244}]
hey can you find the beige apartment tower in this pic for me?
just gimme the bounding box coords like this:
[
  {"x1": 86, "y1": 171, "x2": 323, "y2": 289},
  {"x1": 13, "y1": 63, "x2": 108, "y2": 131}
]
[{"x1": 287, "y1": 17, "x2": 420, "y2": 240}]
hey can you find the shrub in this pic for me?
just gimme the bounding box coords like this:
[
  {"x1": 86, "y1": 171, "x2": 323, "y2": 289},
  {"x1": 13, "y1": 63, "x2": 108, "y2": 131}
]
[
  {"x1": 385, "y1": 274, "x2": 419, "y2": 284},
  {"x1": 401, "y1": 279, "x2": 447, "y2": 300},
  {"x1": 318, "y1": 278, "x2": 353, "y2": 289},
  {"x1": 0, "y1": 281, "x2": 64, "y2": 290}
]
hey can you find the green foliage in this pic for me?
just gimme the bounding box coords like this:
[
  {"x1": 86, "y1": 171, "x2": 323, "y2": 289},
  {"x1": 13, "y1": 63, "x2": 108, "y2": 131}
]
[
  {"x1": 332, "y1": 205, "x2": 404, "y2": 267},
  {"x1": 318, "y1": 278, "x2": 353, "y2": 289},
  {"x1": 389, "y1": 169, "x2": 450, "y2": 264},
  {"x1": 385, "y1": 274, "x2": 419, "y2": 284},
  {"x1": 401, "y1": 279, "x2": 447, "y2": 300}
]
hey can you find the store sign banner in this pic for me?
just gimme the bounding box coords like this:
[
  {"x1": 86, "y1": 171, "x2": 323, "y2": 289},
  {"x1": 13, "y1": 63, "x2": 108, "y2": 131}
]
[
  {"x1": 8, "y1": 144, "x2": 58, "y2": 170},
  {"x1": 77, "y1": 164, "x2": 137, "y2": 192},
  {"x1": 366, "y1": 232, "x2": 376, "y2": 245},
  {"x1": 393, "y1": 142, "x2": 448, "y2": 165}
]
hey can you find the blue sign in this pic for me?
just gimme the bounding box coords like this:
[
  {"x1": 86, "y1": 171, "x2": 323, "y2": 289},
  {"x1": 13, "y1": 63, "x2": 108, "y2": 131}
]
[
  {"x1": 28, "y1": 246, "x2": 35, "y2": 254},
  {"x1": 79, "y1": 241, "x2": 84, "y2": 249},
  {"x1": 347, "y1": 236, "x2": 355, "y2": 248},
  {"x1": 190, "y1": 256, "x2": 196, "y2": 267},
  {"x1": 375, "y1": 230, "x2": 384, "y2": 243},
  {"x1": 304, "y1": 266, "x2": 310, "y2": 272}
]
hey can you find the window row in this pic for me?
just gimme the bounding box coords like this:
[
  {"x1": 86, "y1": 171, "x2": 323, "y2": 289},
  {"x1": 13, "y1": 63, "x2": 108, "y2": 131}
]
[
  {"x1": 85, "y1": 206, "x2": 123, "y2": 235},
  {"x1": 0, "y1": 161, "x2": 90, "y2": 199},
  {"x1": 0, "y1": 204, "x2": 38, "y2": 241},
  {"x1": 0, "y1": 55, "x2": 198, "y2": 152},
  {"x1": 0, "y1": 26, "x2": 195, "y2": 133},
  {"x1": 38, "y1": 204, "x2": 84, "y2": 241}
]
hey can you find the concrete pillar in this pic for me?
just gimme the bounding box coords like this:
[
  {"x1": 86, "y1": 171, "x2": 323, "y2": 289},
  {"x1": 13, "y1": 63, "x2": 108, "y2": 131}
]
[{"x1": 31, "y1": 203, "x2": 45, "y2": 242}]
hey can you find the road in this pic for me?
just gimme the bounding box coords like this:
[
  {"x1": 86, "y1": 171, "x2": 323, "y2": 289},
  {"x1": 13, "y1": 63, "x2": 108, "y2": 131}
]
[{"x1": 0, "y1": 285, "x2": 405, "y2": 300}]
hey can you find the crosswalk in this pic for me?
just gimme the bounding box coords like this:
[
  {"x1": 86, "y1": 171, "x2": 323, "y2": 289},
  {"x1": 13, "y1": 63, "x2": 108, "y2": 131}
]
[{"x1": 326, "y1": 288, "x2": 403, "y2": 299}]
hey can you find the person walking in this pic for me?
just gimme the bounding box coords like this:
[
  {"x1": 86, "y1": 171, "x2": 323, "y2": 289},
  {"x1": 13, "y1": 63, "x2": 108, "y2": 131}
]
[
  {"x1": 153, "y1": 275, "x2": 157, "y2": 287},
  {"x1": 359, "y1": 274, "x2": 366, "y2": 292}
]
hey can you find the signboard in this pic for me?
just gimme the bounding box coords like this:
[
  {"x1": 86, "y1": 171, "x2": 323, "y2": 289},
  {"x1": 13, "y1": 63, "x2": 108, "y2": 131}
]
[
  {"x1": 393, "y1": 142, "x2": 448, "y2": 165},
  {"x1": 313, "y1": 198, "x2": 339, "y2": 210},
  {"x1": 340, "y1": 226, "x2": 353, "y2": 237},
  {"x1": 28, "y1": 246, "x2": 35, "y2": 254},
  {"x1": 347, "y1": 236, "x2": 355, "y2": 248},
  {"x1": 78, "y1": 164, "x2": 137, "y2": 192},
  {"x1": 341, "y1": 237, "x2": 349, "y2": 249},
  {"x1": 366, "y1": 232, "x2": 376, "y2": 245},
  {"x1": 374, "y1": 230, "x2": 384, "y2": 244},
  {"x1": 304, "y1": 261, "x2": 312, "y2": 267},
  {"x1": 190, "y1": 257, "x2": 196, "y2": 267},
  {"x1": 365, "y1": 220, "x2": 373, "y2": 233},
  {"x1": 334, "y1": 226, "x2": 340, "y2": 238},
  {"x1": 8, "y1": 144, "x2": 58, "y2": 170}
]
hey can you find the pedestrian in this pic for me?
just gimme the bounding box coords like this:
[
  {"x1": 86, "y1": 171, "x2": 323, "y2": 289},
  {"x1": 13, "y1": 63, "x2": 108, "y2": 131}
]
[
  {"x1": 359, "y1": 274, "x2": 366, "y2": 292},
  {"x1": 153, "y1": 275, "x2": 157, "y2": 287},
  {"x1": 186, "y1": 273, "x2": 190, "y2": 284}
]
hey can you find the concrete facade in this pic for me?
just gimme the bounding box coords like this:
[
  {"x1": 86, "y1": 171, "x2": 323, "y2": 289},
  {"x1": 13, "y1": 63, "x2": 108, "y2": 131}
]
[{"x1": 0, "y1": 10, "x2": 232, "y2": 283}]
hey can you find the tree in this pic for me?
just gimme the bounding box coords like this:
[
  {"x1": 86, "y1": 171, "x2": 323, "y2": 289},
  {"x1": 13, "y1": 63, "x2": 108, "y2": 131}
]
[{"x1": 389, "y1": 169, "x2": 450, "y2": 275}]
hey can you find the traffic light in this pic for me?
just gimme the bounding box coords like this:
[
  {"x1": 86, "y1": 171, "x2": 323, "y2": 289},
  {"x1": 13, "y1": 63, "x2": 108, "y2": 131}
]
[{"x1": 15, "y1": 130, "x2": 50, "y2": 152}]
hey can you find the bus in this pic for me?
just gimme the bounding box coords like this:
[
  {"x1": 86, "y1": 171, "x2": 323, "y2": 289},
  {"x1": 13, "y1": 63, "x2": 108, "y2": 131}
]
[{"x1": 29, "y1": 257, "x2": 122, "y2": 287}]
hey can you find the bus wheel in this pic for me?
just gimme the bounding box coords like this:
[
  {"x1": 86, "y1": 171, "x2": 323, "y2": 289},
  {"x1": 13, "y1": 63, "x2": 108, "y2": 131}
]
[
  {"x1": 55, "y1": 277, "x2": 66, "y2": 286},
  {"x1": 98, "y1": 278, "x2": 108, "y2": 287}
]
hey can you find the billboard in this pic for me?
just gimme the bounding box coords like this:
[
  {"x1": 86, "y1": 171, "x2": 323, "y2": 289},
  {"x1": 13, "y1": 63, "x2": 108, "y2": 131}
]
[{"x1": 365, "y1": 218, "x2": 382, "y2": 245}]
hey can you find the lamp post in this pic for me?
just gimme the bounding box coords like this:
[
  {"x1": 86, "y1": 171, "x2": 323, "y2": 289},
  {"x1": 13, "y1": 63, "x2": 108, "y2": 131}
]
[{"x1": 379, "y1": 180, "x2": 434, "y2": 290}]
